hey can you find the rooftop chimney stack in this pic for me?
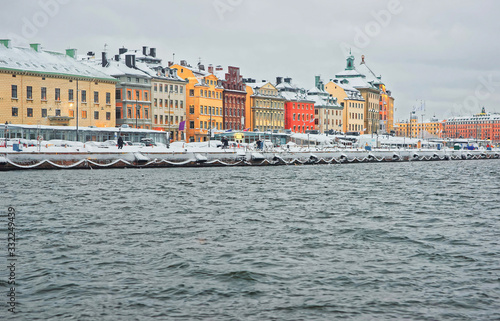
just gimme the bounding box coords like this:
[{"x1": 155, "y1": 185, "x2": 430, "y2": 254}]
[
  {"x1": 125, "y1": 54, "x2": 136, "y2": 68},
  {"x1": 180, "y1": 60, "x2": 187, "y2": 66},
  {"x1": 142, "y1": 46, "x2": 148, "y2": 56},
  {"x1": 119, "y1": 47, "x2": 128, "y2": 55},
  {"x1": 149, "y1": 48, "x2": 156, "y2": 57},
  {"x1": 208, "y1": 64, "x2": 214, "y2": 74},
  {"x1": 284, "y1": 77, "x2": 292, "y2": 84},
  {"x1": 102, "y1": 52, "x2": 108, "y2": 67},
  {"x1": 30, "y1": 43, "x2": 41, "y2": 52},
  {"x1": 276, "y1": 77, "x2": 283, "y2": 85}
]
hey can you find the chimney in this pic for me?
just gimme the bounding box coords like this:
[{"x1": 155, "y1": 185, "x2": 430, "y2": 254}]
[
  {"x1": 180, "y1": 60, "x2": 187, "y2": 66},
  {"x1": 276, "y1": 77, "x2": 283, "y2": 85},
  {"x1": 361, "y1": 55, "x2": 365, "y2": 64},
  {"x1": 119, "y1": 47, "x2": 128, "y2": 55},
  {"x1": 208, "y1": 64, "x2": 214, "y2": 74},
  {"x1": 114, "y1": 54, "x2": 119, "y2": 61},
  {"x1": 101, "y1": 52, "x2": 108, "y2": 67},
  {"x1": 142, "y1": 46, "x2": 148, "y2": 56},
  {"x1": 149, "y1": 48, "x2": 156, "y2": 57},
  {"x1": 262, "y1": 80, "x2": 266, "y2": 82},
  {"x1": 30, "y1": 43, "x2": 41, "y2": 52},
  {"x1": 87, "y1": 51, "x2": 95, "y2": 57},
  {"x1": 125, "y1": 54, "x2": 136, "y2": 68},
  {"x1": 0, "y1": 39, "x2": 11, "y2": 48},
  {"x1": 168, "y1": 61, "x2": 173, "y2": 67},
  {"x1": 216, "y1": 65, "x2": 223, "y2": 71},
  {"x1": 284, "y1": 77, "x2": 292, "y2": 84},
  {"x1": 65, "y1": 48, "x2": 77, "y2": 59},
  {"x1": 199, "y1": 64, "x2": 205, "y2": 71}
]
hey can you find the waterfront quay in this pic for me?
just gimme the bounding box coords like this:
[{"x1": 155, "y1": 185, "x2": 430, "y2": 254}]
[{"x1": 1, "y1": 143, "x2": 498, "y2": 171}]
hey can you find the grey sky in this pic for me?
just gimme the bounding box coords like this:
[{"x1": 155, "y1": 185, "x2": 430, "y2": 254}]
[{"x1": 1, "y1": 0, "x2": 499, "y2": 121}]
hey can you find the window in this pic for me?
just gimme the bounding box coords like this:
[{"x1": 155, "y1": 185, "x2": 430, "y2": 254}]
[
  {"x1": 12, "y1": 107, "x2": 18, "y2": 116},
  {"x1": 127, "y1": 91, "x2": 131, "y2": 100},
  {"x1": 68, "y1": 89, "x2": 74, "y2": 101},
  {"x1": 106, "y1": 112, "x2": 111, "y2": 120},
  {"x1": 27, "y1": 86, "x2": 33, "y2": 99},
  {"x1": 154, "y1": 84, "x2": 158, "y2": 92},
  {"x1": 42, "y1": 109, "x2": 47, "y2": 117},
  {"x1": 94, "y1": 91, "x2": 99, "y2": 103},
  {"x1": 145, "y1": 109, "x2": 148, "y2": 119},
  {"x1": 189, "y1": 121, "x2": 194, "y2": 129},
  {"x1": 200, "y1": 106, "x2": 203, "y2": 114},
  {"x1": 189, "y1": 89, "x2": 194, "y2": 96},
  {"x1": 82, "y1": 110, "x2": 87, "y2": 119},
  {"x1": 175, "y1": 85, "x2": 178, "y2": 92},
  {"x1": 11, "y1": 85, "x2": 17, "y2": 99},
  {"x1": 159, "y1": 84, "x2": 163, "y2": 92},
  {"x1": 189, "y1": 106, "x2": 195, "y2": 114},
  {"x1": 159, "y1": 99, "x2": 163, "y2": 107},
  {"x1": 136, "y1": 78, "x2": 139, "y2": 83},
  {"x1": 160, "y1": 115, "x2": 163, "y2": 124},
  {"x1": 41, "y1": 87, "x2": 47, "y2": 100},
  {"x1": 81, "y1": 90, "x2": 87, "y2": 102},
  {"x1": 154, "y1": 99, "x2": 157, "y2": 107},
  {"x1": 180, "y1": 86, "x2": 183, "y2": 94},
  {"x1": 175, "y1": 100, "x2": 178, "y2": 108},
  {"x1": 106, "y1": 92, "x2": 111, "y2": 104},
  {"x1": 94, "y1": 111, "x2": 99, "y2": 119},
  {"x1": 127, "y1": 77, "x2": 131, "y2": 82},
  {"x1": 55, "y1": 88, "x2": 60, "y2": 101},
  {"x1": 144, "y1": 92, "x2": 148, "y2": 101},
  {"x1": 180, "y1": 101, "x2": 184, "y2": 109},
  {"x1": 55, "y1": 109, "x2": 61, "y2": 116},
  {"x1": 127, "y1": 108, "x2": 132, "y2": 118},
  {"x1": 69, "y1": 109, "x2": 74, "y2": 117},
  {"x1": 136, "y1": 90, "x2": 140, "y2": 100}
]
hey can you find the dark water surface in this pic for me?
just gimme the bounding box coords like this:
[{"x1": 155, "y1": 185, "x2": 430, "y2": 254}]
[{"x1": 1, "y1": 160, "x2": 499, "y2": 320}]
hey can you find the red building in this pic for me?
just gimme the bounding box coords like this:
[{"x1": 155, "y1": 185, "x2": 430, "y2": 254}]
[
  {"x1": 276, "y1": 77, "x2": 315, "y2": 133},
  {"x1": 215, "y1": 65, "x2": 246, "y2": 130},
  {"x1": 443, "y1": 108, "x2": 500, "y2": 144}
]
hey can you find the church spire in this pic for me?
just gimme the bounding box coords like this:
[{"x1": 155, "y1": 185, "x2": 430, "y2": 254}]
[{"x1": 345, "y1": 50, "x2": 355, "y2": 70}]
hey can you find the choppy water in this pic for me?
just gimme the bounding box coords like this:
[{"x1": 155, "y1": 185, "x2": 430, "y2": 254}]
[{"x1": 1, "y1": 160, "x2": 500, "y2": 320}]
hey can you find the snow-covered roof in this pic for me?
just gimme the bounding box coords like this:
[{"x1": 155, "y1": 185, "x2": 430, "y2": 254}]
[
  {"x1": 280, "y1": 90, "x2": 313, "y2": 102},
  {"x1": 335, "y1": 69, "x2": 363, "y2": 78},
  {"x1": 0, "y1": 45, "x2": 116, "y2": 81}
]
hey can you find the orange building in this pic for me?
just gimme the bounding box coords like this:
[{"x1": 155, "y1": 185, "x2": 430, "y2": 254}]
[{"x1": 171, "y1": 61, "x2": 223, "y2": 142}]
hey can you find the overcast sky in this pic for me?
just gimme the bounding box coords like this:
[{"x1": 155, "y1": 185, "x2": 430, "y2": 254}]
[{"x1": 2, "y1": 0, "x2": 499, "y2": 121}]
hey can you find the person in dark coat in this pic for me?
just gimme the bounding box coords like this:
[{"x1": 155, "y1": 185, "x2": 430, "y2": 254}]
[{"x1": 118, "y1": 136, "x2": 124, "y2": 149}]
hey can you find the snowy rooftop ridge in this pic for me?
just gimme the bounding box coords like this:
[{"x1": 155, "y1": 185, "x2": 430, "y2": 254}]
[{"x1": 0, "y1": 44, "x2": 116, "y2": 82}]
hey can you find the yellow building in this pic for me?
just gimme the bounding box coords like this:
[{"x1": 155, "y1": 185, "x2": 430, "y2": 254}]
[
  {"x1": 395, "y1": 114, "x2": 443, "y2": 138},
  {"x1": 0, "y1": 40, "x2": 117, "y2": 128},
  {"x1": 245, "y1": 80, "x2": 285, "y2": 131},
  {"x1": 171, "y1": 61, "x2": 223, "y2": 142},
  {"x1": 325, "y1": 79, "x2": 365, "y2": 134}
]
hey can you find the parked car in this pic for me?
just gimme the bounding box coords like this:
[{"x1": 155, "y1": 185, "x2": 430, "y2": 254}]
[{"x1": 140, "y1": 138, "x2": 156, "y2": 146}]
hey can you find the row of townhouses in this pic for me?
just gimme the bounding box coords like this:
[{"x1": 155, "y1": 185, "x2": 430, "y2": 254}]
[{"x1": 0, "y1": 39, "x2": 396, "y2": 142}]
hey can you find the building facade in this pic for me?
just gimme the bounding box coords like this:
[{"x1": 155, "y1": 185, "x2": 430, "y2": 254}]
[
  {"x1": 442, "y1": 108, "x2": 500, "y2": 143},
  {"x1": 395, "y1": 113, "x2": 443, "y2": 139},
  {"x1": 245, "y1": 80, "x2": 285, "y2": 132},
  {"x1": 172, "y1": 61, "x2": 224, "y2": 142},
  {"x1": 334, "y1": 54, "x2": 379, "y2": 134},
  {"x1": 1, "y1": 40, "x2": 117, "y2": 128},
  {"x1": 309, "y1": 76, "x2": 343, "y2": 134},
  {"x1": 276, "y1": 77, "x2": 315, "y2": 133},
  {"x1": 219, "y1": 66, "x2": 246, "y2": 131},
  {"x1": 325, "y1": 79, "x2": 365, "y2": 134}
]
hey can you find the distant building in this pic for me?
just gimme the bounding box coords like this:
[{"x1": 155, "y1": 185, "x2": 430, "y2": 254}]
[
  {"x1": 308, "y1": 76, "x2": 343, "y2": 134},
  {"x1": 0, "y1": 39, "x2": 117, "y2": 128},
  {"x1": 245, "y1": 79, "x2": 285, "y2": 132},
  {"x1": 135, "y1": 46, "x2": 187, "y2": 141},
  {"x1": 171, "y1": 60, "x2": 224, "y2": 142},
  {"x1": 395, "y1": 113, "x2": 443, "y2": 139},
  {"x1": 217, "y1": 66, "x2": 246, "y2": 131},
  {"x1": 325, "y1": 78, "x2": 365, "y2": 134},
  {"x1": 83, "y1": 48, "x2": 153, "y2": 129},
  {"x1": 442, "y1": 107, "x2": 500, "y2": 143},
  {"x1": 275, "y1": 77, "x2": 315, "y2": 133}
]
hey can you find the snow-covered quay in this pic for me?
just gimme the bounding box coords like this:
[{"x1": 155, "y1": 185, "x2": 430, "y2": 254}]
[{"x1": 1, "y1": 141, "x2": 499, "y2": 171}]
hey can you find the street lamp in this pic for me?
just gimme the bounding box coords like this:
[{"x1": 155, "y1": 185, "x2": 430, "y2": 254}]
[
  {"x1": 4, "y1": 121, "x2": 7, "y2": 146},
  {"x1": 76, "y1": 79, "x2": 79, "y2": 142}
]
